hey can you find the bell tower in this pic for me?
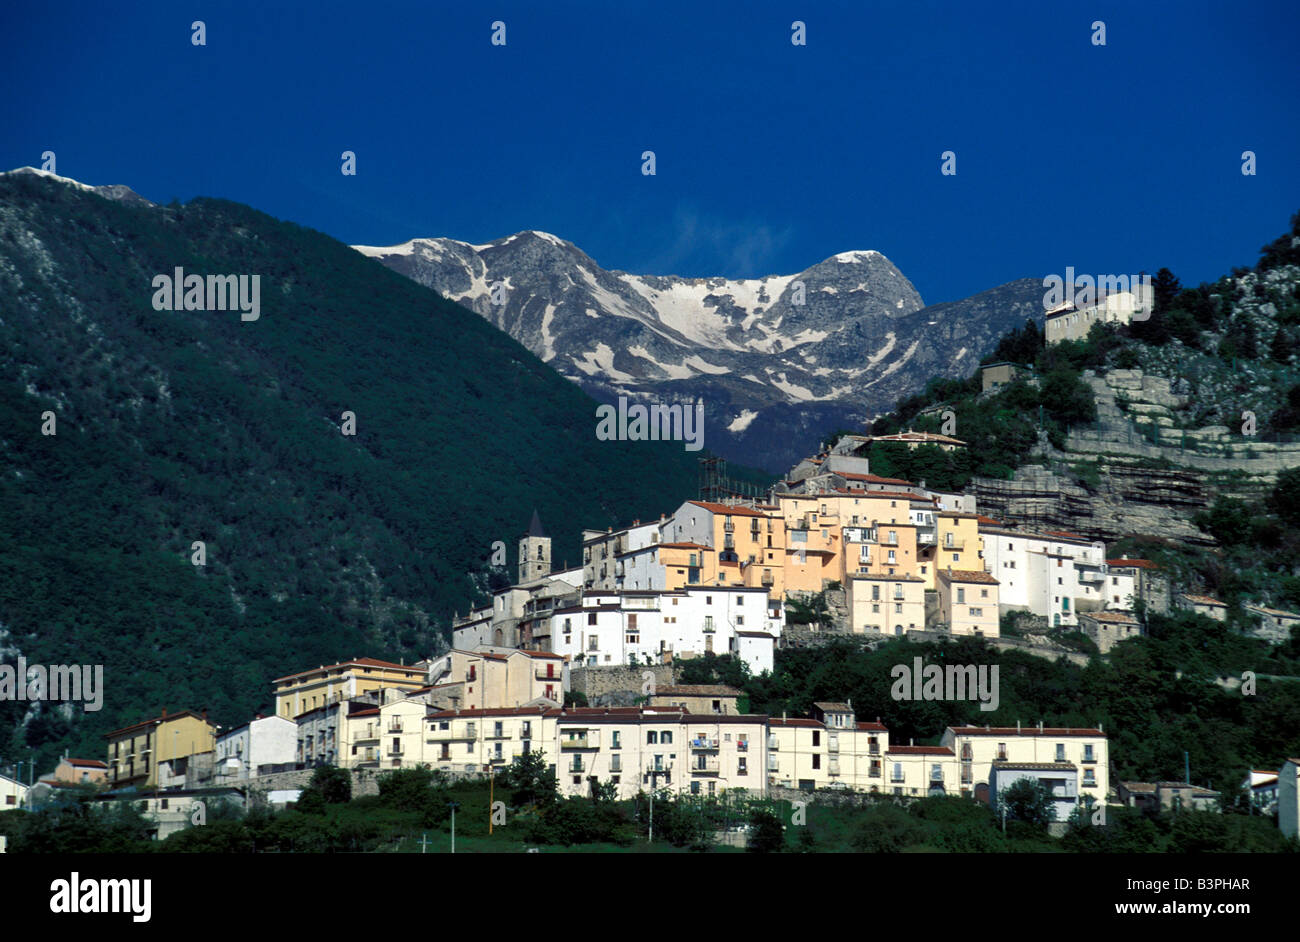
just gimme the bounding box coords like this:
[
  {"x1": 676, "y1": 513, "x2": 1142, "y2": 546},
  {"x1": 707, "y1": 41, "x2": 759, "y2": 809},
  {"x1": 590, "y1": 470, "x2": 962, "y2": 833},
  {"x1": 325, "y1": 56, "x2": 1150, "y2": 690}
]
[{"x1": 518, "y1": 509, "x2": 551, "y2": 583}]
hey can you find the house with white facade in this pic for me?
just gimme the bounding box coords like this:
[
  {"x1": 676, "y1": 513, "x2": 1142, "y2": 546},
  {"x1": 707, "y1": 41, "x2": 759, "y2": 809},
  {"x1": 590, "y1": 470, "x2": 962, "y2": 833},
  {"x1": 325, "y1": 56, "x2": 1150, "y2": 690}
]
[{"x1": 214, "y1": 714, "x2": 297, "y2": 781}]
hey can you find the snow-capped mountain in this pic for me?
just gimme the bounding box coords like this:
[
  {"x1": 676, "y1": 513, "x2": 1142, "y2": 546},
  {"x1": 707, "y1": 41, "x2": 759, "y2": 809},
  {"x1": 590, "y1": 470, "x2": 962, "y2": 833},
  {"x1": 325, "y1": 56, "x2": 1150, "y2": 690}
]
[
  {"x1": 2, "y1": 167, "x2": 155, "y2": 207},
  {"x1": 355, "y1": 231, "x2": 1045, "y2": 471}
]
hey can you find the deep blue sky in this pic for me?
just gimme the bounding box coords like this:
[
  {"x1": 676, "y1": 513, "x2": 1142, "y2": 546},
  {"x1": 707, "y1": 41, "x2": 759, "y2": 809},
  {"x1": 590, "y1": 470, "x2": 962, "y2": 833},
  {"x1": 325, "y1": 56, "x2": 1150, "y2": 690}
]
[{"x1": 3, "y1": 0, "x2": 1297, "y2": 305}]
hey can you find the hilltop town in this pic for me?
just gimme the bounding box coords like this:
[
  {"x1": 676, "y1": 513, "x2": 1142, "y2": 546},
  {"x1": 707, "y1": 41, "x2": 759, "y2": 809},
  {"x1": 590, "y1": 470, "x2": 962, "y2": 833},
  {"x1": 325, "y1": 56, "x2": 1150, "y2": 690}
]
[{"x1": 4, "y1": 414, "x2": 1298, "y2": 849}]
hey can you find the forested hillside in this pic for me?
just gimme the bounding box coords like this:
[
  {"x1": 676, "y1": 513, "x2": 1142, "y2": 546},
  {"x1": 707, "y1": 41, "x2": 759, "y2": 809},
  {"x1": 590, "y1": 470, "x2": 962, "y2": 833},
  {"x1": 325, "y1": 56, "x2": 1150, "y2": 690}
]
[{"x1": 0, "y1": 174, "x2": 706, "y2": 765}]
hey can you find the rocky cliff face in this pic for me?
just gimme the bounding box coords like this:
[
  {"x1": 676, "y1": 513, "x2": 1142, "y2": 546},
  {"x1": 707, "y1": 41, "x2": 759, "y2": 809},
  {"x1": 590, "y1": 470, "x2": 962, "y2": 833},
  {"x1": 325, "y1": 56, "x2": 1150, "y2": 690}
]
[
  {"x1": 968, "y1": 462, "x2": 1212, "y2": 545},
  {"x1": 355, "y1": 231, "x2": 1044, "y2": 471}
]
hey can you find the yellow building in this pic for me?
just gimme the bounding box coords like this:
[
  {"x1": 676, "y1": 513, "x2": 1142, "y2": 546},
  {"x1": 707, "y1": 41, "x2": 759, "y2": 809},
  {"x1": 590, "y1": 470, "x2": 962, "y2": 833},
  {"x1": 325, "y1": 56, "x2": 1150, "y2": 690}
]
[
  {"x1": 942, "y1": 724, "x2": 1109, "y2": 808},
  {"x1": 847, "y1": 573, "x2": 926, "y2": 635},
  {"x1": 767, "y1": 703, "x2": 890, "y2": 791},
  {"x1": 776, "y1": 495, "x2": 843, "y2": 593},
  {"x1": 273, "y1": 656, "x2": 427, "y2": 719},
  {"x1": 920, "y1": 512, "x2": 984, "y2": 589},
  {"x1": 104, "y1": 709, "x2": 217, "y2": 790},
  {"x1": 648, "y1": 684, "x2": 743, "y2": 715},
  {"x1": 883, "y1": 745, "x2": 960, "y2": 798},
  {"x1": 425, "y1": 706, "x2": 558, "y2": 777},
  {"x1": 936, "y1": 569, "x2": 1001, "y2": 637}
]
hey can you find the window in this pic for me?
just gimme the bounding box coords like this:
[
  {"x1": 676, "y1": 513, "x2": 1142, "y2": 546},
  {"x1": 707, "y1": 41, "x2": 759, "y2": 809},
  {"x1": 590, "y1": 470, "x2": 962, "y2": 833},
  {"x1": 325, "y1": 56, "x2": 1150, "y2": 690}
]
[
  {"x1": 997, "y1": 743, "x2": 1007, "y2": 760},
  {"x1": 587, "y1": 637, "x2": 599, "y2": 652},
  {"x1": 736, "y1": 596, "x2": 744, "y2": 605},
  {"x1": 957, "y1": 587, "x2": 965, "y2": 604},
  {"x1": 1056, "y1": 743, "x2": 1066, "y2": 762},
  {"x1": 661, "y1": 731, "x2": 673, "y2": 744},
  {"x1": 611, "y1": 731, "x2": 621, "y2": 749},
  {"x1": 1083, "y1": 744, "x2": 1094, "y2": 762},
  {"x1": 647, "y1": 731, "x2": 658, "y2": 744},
  {"x1": 895, "y1": 603, "x2": 903, "y2": 614},
  {"x1": 812, "y1": 731, "x2": 820, "y2": 747},
  {"x1": 587, "y1": 612, "x2": 597, "y2": 625},
  {"x1": 812, "y1": 754, "x2": 821, "y2": 770}
]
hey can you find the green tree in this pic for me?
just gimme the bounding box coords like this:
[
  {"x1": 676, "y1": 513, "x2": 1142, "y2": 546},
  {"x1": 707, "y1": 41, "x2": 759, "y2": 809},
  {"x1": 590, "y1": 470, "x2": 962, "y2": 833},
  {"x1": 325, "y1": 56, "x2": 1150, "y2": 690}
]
[
  {"x1": 998, "y1": 778, "x2": 1055, "y2": 829},
  {"x1": 746, "y1": 807, "x2": 785, "y2": 853}
]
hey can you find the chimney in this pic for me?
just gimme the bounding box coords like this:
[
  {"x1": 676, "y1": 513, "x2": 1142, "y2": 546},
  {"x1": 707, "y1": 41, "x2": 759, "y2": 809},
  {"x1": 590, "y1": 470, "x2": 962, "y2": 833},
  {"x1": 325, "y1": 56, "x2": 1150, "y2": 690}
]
[
  {"x1": 1017, "y1": 720, "x2": 1021, "y2": 733},
  {"x1": 910, "y1": 737, "x2": 914, "y2": 746},
  {"x1": 1038, "y1": 719, "x2": 1043, "y2": 732}
]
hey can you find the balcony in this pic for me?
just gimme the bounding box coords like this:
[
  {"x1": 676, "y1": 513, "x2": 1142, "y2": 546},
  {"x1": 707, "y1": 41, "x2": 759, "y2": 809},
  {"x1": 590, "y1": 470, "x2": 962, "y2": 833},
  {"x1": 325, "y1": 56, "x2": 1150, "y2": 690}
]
[
  {"x1": 490, "y1": 754, "x2": 509, "y2": 765},
  {"x1": 387, "y1": 745, "x2": 404, "y2": 757},
  {"x1": 767, "y1": 758, "x2": 779, "y2": 771},
  {"x1": 723, "y1": 521, "x2": 735, "y2": 533},
  {"x1": 868, "y1": 744, "x2": 880, "y2": 756},
  {"x1": 890, "y1": 772, "x2": 905, "y2": 784},
  {"x1": 930, "y1": 771, "x2": 944, "y2": 783},
  {"x1": 737, "y1": 740, "x2": 749, "y2": 752},
  {"x1": 560, "y1": 735, "x2": 594, "y2": 750},
  {"x1": 568, "y1": 759, "x2": 586, "y2": 773},
  {"x1": 869, "y1": 766, "x2": 881, "y2": 778},
  {"x1": 387, "y1": 723, "x2": 403, "y2": 734},
  {"x1": 535, "y1": 668, "x2": 560, "y2": 681},
  {"x1": 690, "y1": 738, "x2": 720, "y2": 750},
  {"x1": 942, "y1": 537, "x2": 966, "y2": 551},
  {"x1": 761, "y1": 573, "x2": 774, "y2": 586},
  {"x1": 829, "y1": 761, "x2": 841, "y2": 776},
  {"x1": 1079, "y1": 570, "x2": 1105, "y2": 583},
  {"x1": 827, "y1": 737, "x2": 839, "y2": 753},
  {"x1": 723, "y1": 536, "x2": 736, "y2": 550},
  {"x1": 690, "y1": 759, "x2": 720, "y2": 775},
  {"x1": 767, "y1": 736, "x2": 779, "y2": 750}
]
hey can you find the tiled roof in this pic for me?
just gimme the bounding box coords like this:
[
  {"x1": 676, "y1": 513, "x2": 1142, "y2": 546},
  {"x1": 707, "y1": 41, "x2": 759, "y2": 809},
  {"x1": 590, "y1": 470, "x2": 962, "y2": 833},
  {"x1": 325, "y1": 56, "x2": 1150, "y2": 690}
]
[
  {"x1": 938, "y1": 569, "x2": 999, "y2": 584},
  {"x1": 949, "y1": 725, "x2": 1105, "y2": 737},
  {"x1": 1180, "y1": 594, "x2": 1226, "y2": 607},
  {"x1": 273, "y1": 657, "x2": 422, "y2": 684},
  {"x1": 1106, "y1": 557, "x2": 1159, "y2": 570},
  {"x1": 813, "y1": 701, "x2": 853, "y2": 713},
  {"x1": 887, "y1": 745, "x2": 955, "y2": 756},
  {"x1": 688, "y1": 501, "x2": 766, "y2": 517}
]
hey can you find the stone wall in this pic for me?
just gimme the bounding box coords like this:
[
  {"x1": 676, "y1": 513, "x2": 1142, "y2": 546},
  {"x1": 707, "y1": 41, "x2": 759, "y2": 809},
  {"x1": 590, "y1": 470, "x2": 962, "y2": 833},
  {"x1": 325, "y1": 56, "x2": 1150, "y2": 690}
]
[{"x1": 569, "y1": 664, "x2": 676, "y2": 702}]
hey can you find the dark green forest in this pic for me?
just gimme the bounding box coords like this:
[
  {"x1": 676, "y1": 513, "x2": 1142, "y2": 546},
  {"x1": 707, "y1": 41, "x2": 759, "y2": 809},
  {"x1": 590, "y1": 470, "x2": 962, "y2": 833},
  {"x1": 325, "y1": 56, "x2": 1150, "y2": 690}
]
[{"x1": 0, "y1": 175, "x2": 711, "y2": 767}]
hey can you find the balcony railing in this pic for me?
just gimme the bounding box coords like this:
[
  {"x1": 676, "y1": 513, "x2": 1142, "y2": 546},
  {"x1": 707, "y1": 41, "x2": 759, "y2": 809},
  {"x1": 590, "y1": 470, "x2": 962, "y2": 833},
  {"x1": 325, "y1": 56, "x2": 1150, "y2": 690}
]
[
  {"x1": 761, "y1": 573, "x2": 774, "y2": 586},
  {"x1": 827, "y1": 738, "x2": 839, "y2": 753},
  {"x1": 690, "y1": 738, "x2": 720, "y2": 750},
  {"x1": 890, "y1": 773, "x2": 905, "y2": 783},
  {"x1": 767, "y1": 736, "x2": 779, "y2": 750},
  {"x1": 869, "y1": 766, "x2": 881, "y2": 778},
  {"x1": 561, "y1": 736, "x2": 593, "y2": 750},
  {"x1": 737, "y1": 740, "x2": 749, "y2": 752},
  {"x1": 535, "y1": 668, "x2": 559, "y2": 681},
  {"x1": 690, "y1": 759, "x2": 720, "y2": 775},
  {"x1": 942, "y1": 537, "x2": 966, "y2": 550},
  {"x1": 569, "y1": 759, "x2": 586, "y2": 773}
]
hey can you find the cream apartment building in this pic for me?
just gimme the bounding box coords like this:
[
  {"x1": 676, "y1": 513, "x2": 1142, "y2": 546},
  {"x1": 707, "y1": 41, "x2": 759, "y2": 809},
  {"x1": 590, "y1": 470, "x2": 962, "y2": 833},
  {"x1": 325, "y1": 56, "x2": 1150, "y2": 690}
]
[
  {"x1": 847, "y1": 572, "x2": 926, "y2": 635},
  {"x1": 942, "y1": 724, "x2": 1109, "y2": 808},
  {"x1": 936, "y1": 569, "x2": 1001, "y2": 637}
]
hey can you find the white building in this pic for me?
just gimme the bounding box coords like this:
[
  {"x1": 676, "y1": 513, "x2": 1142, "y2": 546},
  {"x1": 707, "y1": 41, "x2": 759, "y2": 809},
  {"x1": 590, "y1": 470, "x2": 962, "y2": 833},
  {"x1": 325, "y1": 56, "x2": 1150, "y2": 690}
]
[
  {"x1": 548, "y1": 586, "x2": 780, "y2": 675},
  {"x1": 1280, "y1": 759, "x2": 1300, "y2": 839},
  {"x1": 214, "y1": 714, "x2": 299, "y2": 781},
  {"x1": 979, "y1": 528, "x2": 1107, "y2": 627},
  {"x1": 0, "y1": 772, "x2": 29, "y2": 811}
]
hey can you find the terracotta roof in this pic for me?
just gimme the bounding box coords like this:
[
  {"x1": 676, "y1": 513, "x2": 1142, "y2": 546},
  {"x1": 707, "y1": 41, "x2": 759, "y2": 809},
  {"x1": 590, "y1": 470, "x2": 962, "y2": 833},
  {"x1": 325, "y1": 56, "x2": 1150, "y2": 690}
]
[
  {"x1": 1180, "y1": 594, "x2": 1226, "y2": 607},
  {"x1": 65, "y1": 758, "x2": 108, "y2": 769},
  {"x1": 835, "y1": 472, "x2": 914, "y2": 485},
  {"x1": 938, "y1": 569, "x2": 999, "y2": 585},
  {"x1": 104, "y1": 710, "x2": 210, "y2": 738},
  {"x1": 736, "y1": 630, "x2": 776, "y2": 639},
  {"x1": 976, "y1": 515, "x2": 1003, "y2": 526},
  {"x1": 273, "y1": 657, "x2": 422, "y2": 685},
  {"x1": 887, "y1": 745, "x2": 955, "y2": 756},
  {"x1": 949, "y1": 725, "x2": 1105, "y2": 737},
  {"x1": 769, "y1": 717, "x2": 824, "y2": 728},
  {"x1": 1106, "y1": 558, "x2": 1159, "y2": 570},
  {"x1": 688, "y1": 501, "x2": 766, "y2": 517},
  {"x1": 856, "y1": 722, "x2": 888, "y2": 731},
  {"x1": 994, "y1": 761, "x2": 1076, "y2": 771}
]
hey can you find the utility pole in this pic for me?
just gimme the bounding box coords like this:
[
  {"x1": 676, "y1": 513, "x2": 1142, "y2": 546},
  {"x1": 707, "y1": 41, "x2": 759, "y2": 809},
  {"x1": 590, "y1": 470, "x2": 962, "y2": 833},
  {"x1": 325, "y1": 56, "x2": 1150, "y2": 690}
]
[
  {"x1": 648, "y1": 789, "x2": 654, "y2": 844},
  {"x1": 449, "y1": 801, "x2": 459, "y2": 854}
]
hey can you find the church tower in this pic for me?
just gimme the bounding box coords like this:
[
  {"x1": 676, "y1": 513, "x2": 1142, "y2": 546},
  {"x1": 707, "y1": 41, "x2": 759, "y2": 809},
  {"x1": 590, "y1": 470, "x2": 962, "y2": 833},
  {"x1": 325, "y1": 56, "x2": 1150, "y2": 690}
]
[{"x1": 518, "y1": 509, "x2": 551, "y2": 583}]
